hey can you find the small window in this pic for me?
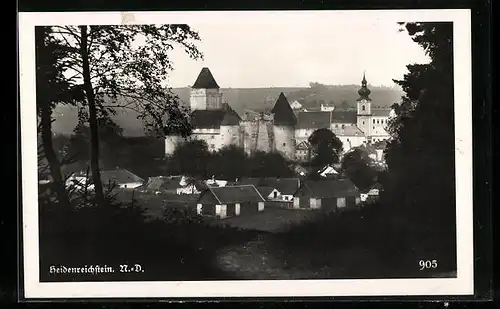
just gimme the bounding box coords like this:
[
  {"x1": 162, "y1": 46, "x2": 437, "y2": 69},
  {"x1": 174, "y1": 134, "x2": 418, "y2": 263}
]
[
  {"x1": 124, "y1": 185, "x2": 127, "y2": 188},
  {"x1": 347, "y1": 138, "x2": 350, "y2": 142},
  {"x1": 362, "y1": 105, "x2": 366, "y2": 111},
  {"x1": 373, "y1": 126, "x2": 375, "y2": 130},
  {"x1": 373, "y1": 119, "x2": 376, "y2": 124},
  {"x1": 362, "y1": 121, "x2": 365, "y2": 125},
  {"x1": 341, "y1": 124, "x2": 345, "y2": 129},
  {"x1": 282, "y1": 142, "x2": 286, "y2": 147}
]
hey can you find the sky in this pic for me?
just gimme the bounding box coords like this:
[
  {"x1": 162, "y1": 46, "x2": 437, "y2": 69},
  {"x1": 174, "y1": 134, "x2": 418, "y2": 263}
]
[{"x1": 164, "y1": 21, "x2": 431, "y2": 88}]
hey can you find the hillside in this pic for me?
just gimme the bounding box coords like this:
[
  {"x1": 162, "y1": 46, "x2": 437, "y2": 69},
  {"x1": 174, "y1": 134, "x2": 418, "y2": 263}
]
[{"x1": 51, "y1": 85, "x2": 403, "y2": 136}]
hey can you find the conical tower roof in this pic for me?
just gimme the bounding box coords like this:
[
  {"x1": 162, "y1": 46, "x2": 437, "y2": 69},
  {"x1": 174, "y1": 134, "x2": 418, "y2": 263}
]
[
  {"x1": 271, "y1": 92, "x2": 297, "y2": 126},
  {"x1": 192, "y1": 67, "x2": 220, "y2": 89}
]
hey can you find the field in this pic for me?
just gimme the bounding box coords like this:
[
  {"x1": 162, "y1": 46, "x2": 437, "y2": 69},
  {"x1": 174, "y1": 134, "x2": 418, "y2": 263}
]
[{"x1": 210, "y1": 206, "x2": 320, "y2": 232}]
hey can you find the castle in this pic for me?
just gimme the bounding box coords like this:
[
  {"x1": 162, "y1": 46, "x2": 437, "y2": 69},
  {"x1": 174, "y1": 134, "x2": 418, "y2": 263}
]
[{"x1": 165, "y1": 67, "x2": 393, "y2": 162}]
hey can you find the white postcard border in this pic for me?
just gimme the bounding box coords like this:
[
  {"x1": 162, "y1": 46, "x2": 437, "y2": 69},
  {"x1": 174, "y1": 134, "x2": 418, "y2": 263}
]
[{"x1": 19, "y1": 9, "x2": 473, "y2": 298}]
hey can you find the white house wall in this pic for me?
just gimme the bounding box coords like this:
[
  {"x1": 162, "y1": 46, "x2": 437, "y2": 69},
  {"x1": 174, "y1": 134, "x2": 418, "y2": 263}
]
[{"x1": 258, "y1": 201, "x2": 265, "y2": 211}]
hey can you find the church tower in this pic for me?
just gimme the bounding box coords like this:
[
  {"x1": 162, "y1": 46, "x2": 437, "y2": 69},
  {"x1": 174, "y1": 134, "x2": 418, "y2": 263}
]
[
  {"x1": 271, "y1": 92, "x2": 297, "y2": 161},
  {"x1": 356, "y1": 73, "x2": 372, "y2": 137},
  {"x1": 190, "y1": 67, "x2": 223, "y2": 111}
]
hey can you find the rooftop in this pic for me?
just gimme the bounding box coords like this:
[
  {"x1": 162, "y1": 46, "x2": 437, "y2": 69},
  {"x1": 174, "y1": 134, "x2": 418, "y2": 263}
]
[
  {"x1": 208, "y1": 185, "x2": 266, "y2": 204},
  {"x1": 192, "y1": 67, "x2": 220, "y2": 89},
  {"x1": 331, "y1": 111, "x2": 357, "y2": 124},
  {"x1": 271, "y1": 92, "x2": 297, "y2": 126},
  {"x1": 296, "y1": 111, "x2": 331, "y2": 129},
  {"x1": 330, "y1": 125, "x2": 365, "y2": 137},
  {"x1": 299, "y1": 179, "x2": 359, "y2": 198},
  {"x1": 237, "y1": 177, "x2": 300, "y2": 195},
  {"x1": 190, "y1": 106, "x2": 241, "y2": 129}
]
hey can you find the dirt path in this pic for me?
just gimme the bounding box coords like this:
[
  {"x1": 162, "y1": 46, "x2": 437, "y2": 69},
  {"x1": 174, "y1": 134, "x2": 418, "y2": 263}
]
[
  {"x1": 215, "y1": 235, "x2": 458, "y2": 280},
  {"x1": 215, "y1": 235, "x2": 377, "y2": 280}
]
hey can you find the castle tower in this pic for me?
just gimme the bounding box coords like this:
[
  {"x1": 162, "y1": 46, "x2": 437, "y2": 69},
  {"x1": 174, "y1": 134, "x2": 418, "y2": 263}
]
[
  {"x1": 356, "y1": 72, "x2": 373, "y2": 137},
  {"x1": 271, "y1": 92, "x2": 297, "y2": 161},
  {"x1": 190, "y1": 67, "x2": 223, "y2": 111},
  {"x1": 219, "y1": 103, "x2": 242, "y2": 147}
]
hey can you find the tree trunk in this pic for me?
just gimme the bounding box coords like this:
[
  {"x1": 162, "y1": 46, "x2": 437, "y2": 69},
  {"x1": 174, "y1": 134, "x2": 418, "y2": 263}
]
[
  {"x1": 35, "y1": 26, "x2": 70, "y2": 209},
  {"x1": 79, "y1": 25, "x2": 105, "y2": 206},
  {"x1": 39, "y1": 106, "x2": 71, "y2": 208}
]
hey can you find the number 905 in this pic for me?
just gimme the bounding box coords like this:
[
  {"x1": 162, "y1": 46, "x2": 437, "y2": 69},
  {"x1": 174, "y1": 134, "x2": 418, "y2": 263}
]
[{"x1": 419, "y1": 260, "x2": 438, "y2": 270}]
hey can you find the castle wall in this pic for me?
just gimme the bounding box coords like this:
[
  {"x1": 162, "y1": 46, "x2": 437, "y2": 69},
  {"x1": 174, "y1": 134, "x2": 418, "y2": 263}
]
[
  {"x1": 191, "y1": 130, "x2": 222, "y2": 152},
  {"x1": 273, "y1": 125, "x2": 295, "y2": 161},
  {"x1": 220, "y1": 125, "x2": 241, "y2": 148},
  {"x1": 165, "y1": 135, "x2": 185, "y2": 156},
  {"x1": 241, "y1": 119, "x2": 274, "y2": 156}
]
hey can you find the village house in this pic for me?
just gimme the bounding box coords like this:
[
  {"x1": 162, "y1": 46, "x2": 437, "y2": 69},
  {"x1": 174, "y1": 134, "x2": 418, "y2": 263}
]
[
  {"x1": 317, "y1": 164, "x2": 340, "y2": 179},
  {"x1": 295, "y1": 140, "x2": 312, "y2": 162},
  {"x1": 196, "y1": 185, "x2": 265, "y2": 219},
  {"x1": 320, "y1": 102, "x2": 335, "y2": 112},
  {"x1": 293, "y1": 178, "x2": 361, "y2": 211},
  {"x1": 66, "y1": 168, "x2": 144, "y2": 190},
  {"x1": 236, "y1": 177, "x2": 301, "y2": 202},
  {"x1": 360, "y1": 183, "x2": 382, "y2": 202}
]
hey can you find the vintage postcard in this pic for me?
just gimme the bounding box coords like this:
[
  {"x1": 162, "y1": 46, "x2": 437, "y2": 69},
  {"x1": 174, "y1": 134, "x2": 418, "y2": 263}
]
[{"x1": 19, "y1": 9, "x2": 473, "y2": 299}]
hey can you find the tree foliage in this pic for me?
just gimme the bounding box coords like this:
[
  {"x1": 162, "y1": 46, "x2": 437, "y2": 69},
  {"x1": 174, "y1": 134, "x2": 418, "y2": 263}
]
[
  {"x1": 208, "y1": 145, "x2": 248, "y2": 181},
  {"x1": 384, "y1": 22, "x2": 455, "y2": 227},
  {"x1": 47, "y1": 24, "x2": 203, "y2": 204},
  {"x1": 341, "y1": 149, "x2": 377, "y2": 191},
  {"x1": 246, "y1": 151, "x2": 295, "y2": 178},
  {"x1": 308, "y1": 128, "x2": 343, "y2": 167},
  {"x1": 167, "y1": 140, "x2": 211, "y2": 179},
  {"x1": 36, "y1": 26, "x2": 86, "y2": 207}
]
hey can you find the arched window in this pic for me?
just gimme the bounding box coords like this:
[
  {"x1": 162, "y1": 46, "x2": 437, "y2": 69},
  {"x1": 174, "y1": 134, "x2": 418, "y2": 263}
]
[
  {"x1": 341, "y1": 124, "x2": 345, "y2": 129},
  {"x1": 362, "y1": 121, "x2": 365, "y2": 125},
  {"x1": 373, "y1": 119, "x2": 375, "y2": 124}
]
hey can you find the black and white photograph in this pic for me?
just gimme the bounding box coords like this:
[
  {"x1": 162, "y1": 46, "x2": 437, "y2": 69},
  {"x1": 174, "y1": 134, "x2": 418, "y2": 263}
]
[{"x1": 19, "y1": 10, "x2": 474, "y2": 298}]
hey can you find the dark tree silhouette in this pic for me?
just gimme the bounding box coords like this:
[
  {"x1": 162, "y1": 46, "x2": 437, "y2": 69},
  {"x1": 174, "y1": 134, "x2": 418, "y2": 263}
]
[
  {"x1": 247, "y1": 151, "x2": 294, "y2": 178},
  {"x1": 384, "y1": 23, "x2": 456, "y2": 256},
  {"x1": 167, "y1": 140, "x2": 211, "y2": 179},
  {"x1": 35, "y1": 26, "x2": 85, "y2": 208},
  {"x1": 341, "y1": 149, "x2": 377, "y2": 191},
  {"x1": 308, "y1": 128, "x2": 343, "y2": 168},
  {"x1": 46, "y1": 24, "x2": 202, "y2": 205},
  {"x1": 208, "y1": 145, "x2": 247, "y2": 181}
]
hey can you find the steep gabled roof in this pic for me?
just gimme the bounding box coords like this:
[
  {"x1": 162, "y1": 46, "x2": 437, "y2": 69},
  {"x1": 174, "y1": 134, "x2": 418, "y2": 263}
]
[
  {"x1": 192, "y1": 67, "x2": 220, "y2": 89},
  {"x1": 296, "y1": 140, "x2": 312, "y2": 150},
  {"x1": 271, "y1": 92, "x2": 297, "y2": 126},
  {"x1": 296, "y1": 111, "x2": 331, "y2": 129},
  {"x1": 220, "y1": 103, "x2": 241, "y2": 126}
]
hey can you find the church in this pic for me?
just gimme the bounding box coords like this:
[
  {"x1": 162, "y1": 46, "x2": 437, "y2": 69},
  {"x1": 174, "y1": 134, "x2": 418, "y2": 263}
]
[{"x1": 164, "y1": 67, "x2": 393, "y2": 162}]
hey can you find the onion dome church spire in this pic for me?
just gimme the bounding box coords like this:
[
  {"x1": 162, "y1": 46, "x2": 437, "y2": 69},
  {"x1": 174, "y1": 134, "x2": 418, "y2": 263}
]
[
  {"x1": 357, "y1": 72, "x2": 372, "y2": 101},
  {"x1": 271, "y1": 92, "x2": 297, "y2": 126}
]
